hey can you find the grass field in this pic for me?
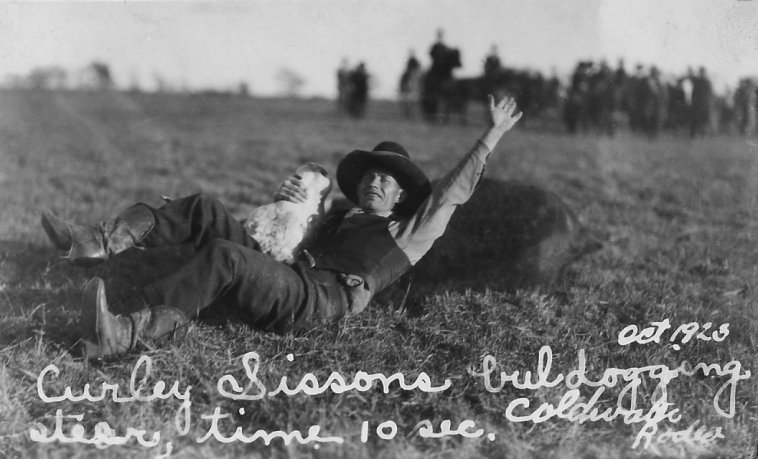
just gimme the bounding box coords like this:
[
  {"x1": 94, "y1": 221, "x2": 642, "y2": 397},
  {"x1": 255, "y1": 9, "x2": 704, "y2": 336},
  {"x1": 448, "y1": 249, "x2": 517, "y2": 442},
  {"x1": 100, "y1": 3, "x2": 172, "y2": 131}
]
[{"x1": 0, "y1": 89, "x2": 756, "y2": 458}]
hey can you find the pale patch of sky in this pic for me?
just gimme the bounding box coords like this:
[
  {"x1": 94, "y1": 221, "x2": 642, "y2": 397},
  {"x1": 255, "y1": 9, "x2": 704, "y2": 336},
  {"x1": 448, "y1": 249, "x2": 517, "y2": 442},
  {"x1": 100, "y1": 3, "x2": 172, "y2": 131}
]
[
  {"x1": 598, "y1": 0, "x2": 758, "y2": 91},
  {"x1": 0, "y1": 0, "x2": 755, "y2": 98}
]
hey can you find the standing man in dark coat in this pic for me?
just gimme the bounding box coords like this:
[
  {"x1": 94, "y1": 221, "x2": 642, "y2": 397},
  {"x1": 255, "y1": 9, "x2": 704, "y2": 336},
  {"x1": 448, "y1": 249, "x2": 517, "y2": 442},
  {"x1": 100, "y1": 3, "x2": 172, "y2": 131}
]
[
  {"x1": 482, "y1": 44, "x2": 503, "y2": 101},
  {"x1": 336, "y1": 58, "x2": 351, "y2": 113},
  {"x1": 734, "y1": 78, "x2": 757, "y2": 136},
  {"x1": 399, "y1": 51, "x2": 422, "y2": 118},
  {"x1": 347, "y1": 62, "x2": 370, "y2": 118},
  {"x1": 690, "y1": 66, "x2": 713, "y2": 137}
]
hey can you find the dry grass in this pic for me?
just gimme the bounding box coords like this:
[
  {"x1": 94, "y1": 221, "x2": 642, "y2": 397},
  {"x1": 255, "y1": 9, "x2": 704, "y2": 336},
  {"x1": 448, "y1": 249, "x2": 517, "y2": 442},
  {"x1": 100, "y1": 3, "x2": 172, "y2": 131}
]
[{"x1": 0, "y1": 89, "x2": 756, "y2": 458}]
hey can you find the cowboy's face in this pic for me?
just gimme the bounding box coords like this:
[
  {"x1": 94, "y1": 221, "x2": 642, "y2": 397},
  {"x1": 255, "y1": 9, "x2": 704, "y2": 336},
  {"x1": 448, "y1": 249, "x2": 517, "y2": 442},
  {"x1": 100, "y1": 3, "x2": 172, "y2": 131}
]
[{"x1": 357, "y1": 168, "x2": 406, "y2": 213}]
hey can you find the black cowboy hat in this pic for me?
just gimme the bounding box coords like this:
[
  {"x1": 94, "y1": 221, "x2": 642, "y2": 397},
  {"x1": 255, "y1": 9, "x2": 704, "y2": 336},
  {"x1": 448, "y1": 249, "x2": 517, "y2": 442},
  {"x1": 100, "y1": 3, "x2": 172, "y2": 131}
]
[{"x1": 337, "y1": 141, "x2": 431, "y2": 216}]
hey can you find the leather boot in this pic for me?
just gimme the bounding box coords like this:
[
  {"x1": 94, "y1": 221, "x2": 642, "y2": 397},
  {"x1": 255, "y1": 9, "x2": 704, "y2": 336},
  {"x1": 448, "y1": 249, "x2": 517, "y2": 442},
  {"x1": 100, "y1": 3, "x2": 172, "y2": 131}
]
[
  {"x1": 41, "y1": 205, "x2": 154, "y2": 266},
  {"x1": 79, "y1": 277, "x2": 188, "y2": 360}
]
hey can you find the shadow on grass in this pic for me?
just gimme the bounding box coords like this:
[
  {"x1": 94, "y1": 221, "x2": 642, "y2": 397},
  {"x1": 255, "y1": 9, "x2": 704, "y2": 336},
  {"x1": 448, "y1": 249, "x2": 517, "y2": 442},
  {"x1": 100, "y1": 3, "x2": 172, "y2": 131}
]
[
  {"x1": 0, "y1": 237, "x2": 316, "y2": 356},
  {"x1": 374, "y1": 179, "x2": 605, "y2": 314},
  {"x1": 0, "y1": 240, "x2": 83, "y2": 349},
  {"x1": 0, "y1": 240, "x2": 228, "y2": 352}
]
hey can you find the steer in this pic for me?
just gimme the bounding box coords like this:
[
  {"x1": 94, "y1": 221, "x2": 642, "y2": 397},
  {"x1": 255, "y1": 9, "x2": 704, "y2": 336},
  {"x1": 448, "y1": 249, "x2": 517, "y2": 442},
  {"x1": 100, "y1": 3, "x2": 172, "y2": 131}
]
[{"x1": 245, "y1": 163, "x2": 332, "y2": 264}]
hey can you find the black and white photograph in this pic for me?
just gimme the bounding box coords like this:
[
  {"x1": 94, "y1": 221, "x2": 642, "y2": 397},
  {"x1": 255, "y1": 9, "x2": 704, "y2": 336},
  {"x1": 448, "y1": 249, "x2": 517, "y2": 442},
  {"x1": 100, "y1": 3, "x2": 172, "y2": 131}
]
[{"x1": 0, "y1": 1, "x2": 757, "y2": 457}]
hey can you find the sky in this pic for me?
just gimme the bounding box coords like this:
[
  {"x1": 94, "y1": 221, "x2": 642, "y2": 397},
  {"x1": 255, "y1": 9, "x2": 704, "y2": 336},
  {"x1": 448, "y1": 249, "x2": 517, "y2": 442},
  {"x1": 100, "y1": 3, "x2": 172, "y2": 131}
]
[{"x1": 0, "y1": 0, "x2": 756, "y2": 98}]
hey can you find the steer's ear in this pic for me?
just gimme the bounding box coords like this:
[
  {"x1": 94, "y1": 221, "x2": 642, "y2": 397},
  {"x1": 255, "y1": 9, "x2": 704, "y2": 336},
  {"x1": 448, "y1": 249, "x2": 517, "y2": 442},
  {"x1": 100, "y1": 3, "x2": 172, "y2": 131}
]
[
  {"x1": 395, "y1": 189, "x2": 407, "y2": 206},
  {"x1": 319, "y1": 176, "x2": 333, "y2": 202}
]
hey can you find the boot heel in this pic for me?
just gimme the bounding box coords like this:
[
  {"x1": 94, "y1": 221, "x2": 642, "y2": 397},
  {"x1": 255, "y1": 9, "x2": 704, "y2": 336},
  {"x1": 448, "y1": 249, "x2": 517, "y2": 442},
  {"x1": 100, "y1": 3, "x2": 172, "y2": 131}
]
[{"x1": 65, "y1": 223, "x2": 108, "y2": 265}]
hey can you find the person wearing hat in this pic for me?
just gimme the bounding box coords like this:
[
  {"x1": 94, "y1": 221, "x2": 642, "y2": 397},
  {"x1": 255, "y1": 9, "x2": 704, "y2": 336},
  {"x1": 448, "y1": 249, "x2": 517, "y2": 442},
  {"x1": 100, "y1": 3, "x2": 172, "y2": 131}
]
[{"x1": 40, "y1": 95, "x2": 522, "y2": 359}]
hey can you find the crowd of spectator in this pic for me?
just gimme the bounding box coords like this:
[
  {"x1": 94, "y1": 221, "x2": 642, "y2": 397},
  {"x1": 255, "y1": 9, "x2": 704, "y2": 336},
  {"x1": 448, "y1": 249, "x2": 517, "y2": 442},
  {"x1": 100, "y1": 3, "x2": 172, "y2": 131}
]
[
  {"x1": 563, "y1": 60, "x2": 757, "y2": 137},
  {"x1": 336, "y1": 29, "x2": 758, "y2": 137}
]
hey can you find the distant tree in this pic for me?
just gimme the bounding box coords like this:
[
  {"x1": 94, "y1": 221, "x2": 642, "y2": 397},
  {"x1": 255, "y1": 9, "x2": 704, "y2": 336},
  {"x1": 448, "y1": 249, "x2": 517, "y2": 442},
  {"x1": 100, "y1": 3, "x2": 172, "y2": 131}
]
[
  {"x1": 89, "y1": 61, "x2": 113, "y2": 90},
  {"x1": 238, "y1": 81, "x2": 250, "y2": 97},
  {"x1": 47, "y1": 66, "x2": 68, "y2": 89},
  {"x1": 27, "y1": 68, "x2": 53, "y2": 89},
  {"x1": 276, "y1": 67, "x2": 306, "y2": 97},
  {"x1": 128, "y1": 70, "x2": 142, "y2": 93},
  {"x1": 24, "y1": 66, "x2": 68, "y2": 90},
  {"x1": 153, "y1": 73, "x2": 177, "y2": 93},
  {"x1": 3, "y1": 74, "x2": 24, "y2": 89}
]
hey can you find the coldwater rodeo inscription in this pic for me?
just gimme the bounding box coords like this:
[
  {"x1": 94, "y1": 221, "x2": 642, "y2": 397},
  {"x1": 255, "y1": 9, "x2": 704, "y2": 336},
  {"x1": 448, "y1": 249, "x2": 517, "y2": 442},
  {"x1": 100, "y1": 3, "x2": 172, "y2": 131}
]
[{"x1": 30, "y1": 319, "x2": 749, "y2": 456}]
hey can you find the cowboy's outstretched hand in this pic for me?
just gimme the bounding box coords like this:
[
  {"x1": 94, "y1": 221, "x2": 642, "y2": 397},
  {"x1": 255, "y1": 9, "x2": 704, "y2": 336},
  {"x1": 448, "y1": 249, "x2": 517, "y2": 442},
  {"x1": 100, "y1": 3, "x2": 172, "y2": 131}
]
[{"x1": 488, "y1": 95, "x2": 522, "y2": 132}]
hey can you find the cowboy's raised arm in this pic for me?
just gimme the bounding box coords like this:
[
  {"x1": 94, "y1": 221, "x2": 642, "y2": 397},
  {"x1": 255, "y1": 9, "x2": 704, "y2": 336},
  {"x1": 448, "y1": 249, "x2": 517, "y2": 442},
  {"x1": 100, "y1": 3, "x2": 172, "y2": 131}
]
[{"x1": 394, "y1": 95, "x2": 522, "y2": 265}]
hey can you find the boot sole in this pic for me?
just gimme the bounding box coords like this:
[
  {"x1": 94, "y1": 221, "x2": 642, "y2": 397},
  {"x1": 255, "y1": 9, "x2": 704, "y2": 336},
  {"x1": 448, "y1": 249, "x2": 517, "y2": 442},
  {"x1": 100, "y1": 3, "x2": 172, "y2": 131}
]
[
  {"x1": 41, "y1": 212, "x2": 73, "y2": 252},
  {"x1": 80, "y1": 278, "x2": 132, "y2": 360},
  {"x1": 80, "y1": 278, "x2": 105, "y2": 339}
]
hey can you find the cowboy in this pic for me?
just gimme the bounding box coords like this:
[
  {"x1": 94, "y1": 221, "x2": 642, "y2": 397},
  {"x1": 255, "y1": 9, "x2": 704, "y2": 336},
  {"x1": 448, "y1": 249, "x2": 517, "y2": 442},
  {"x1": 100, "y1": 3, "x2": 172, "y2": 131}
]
[{"x1": 41, "y1": 96, "x2": 522, "y2": 359}]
